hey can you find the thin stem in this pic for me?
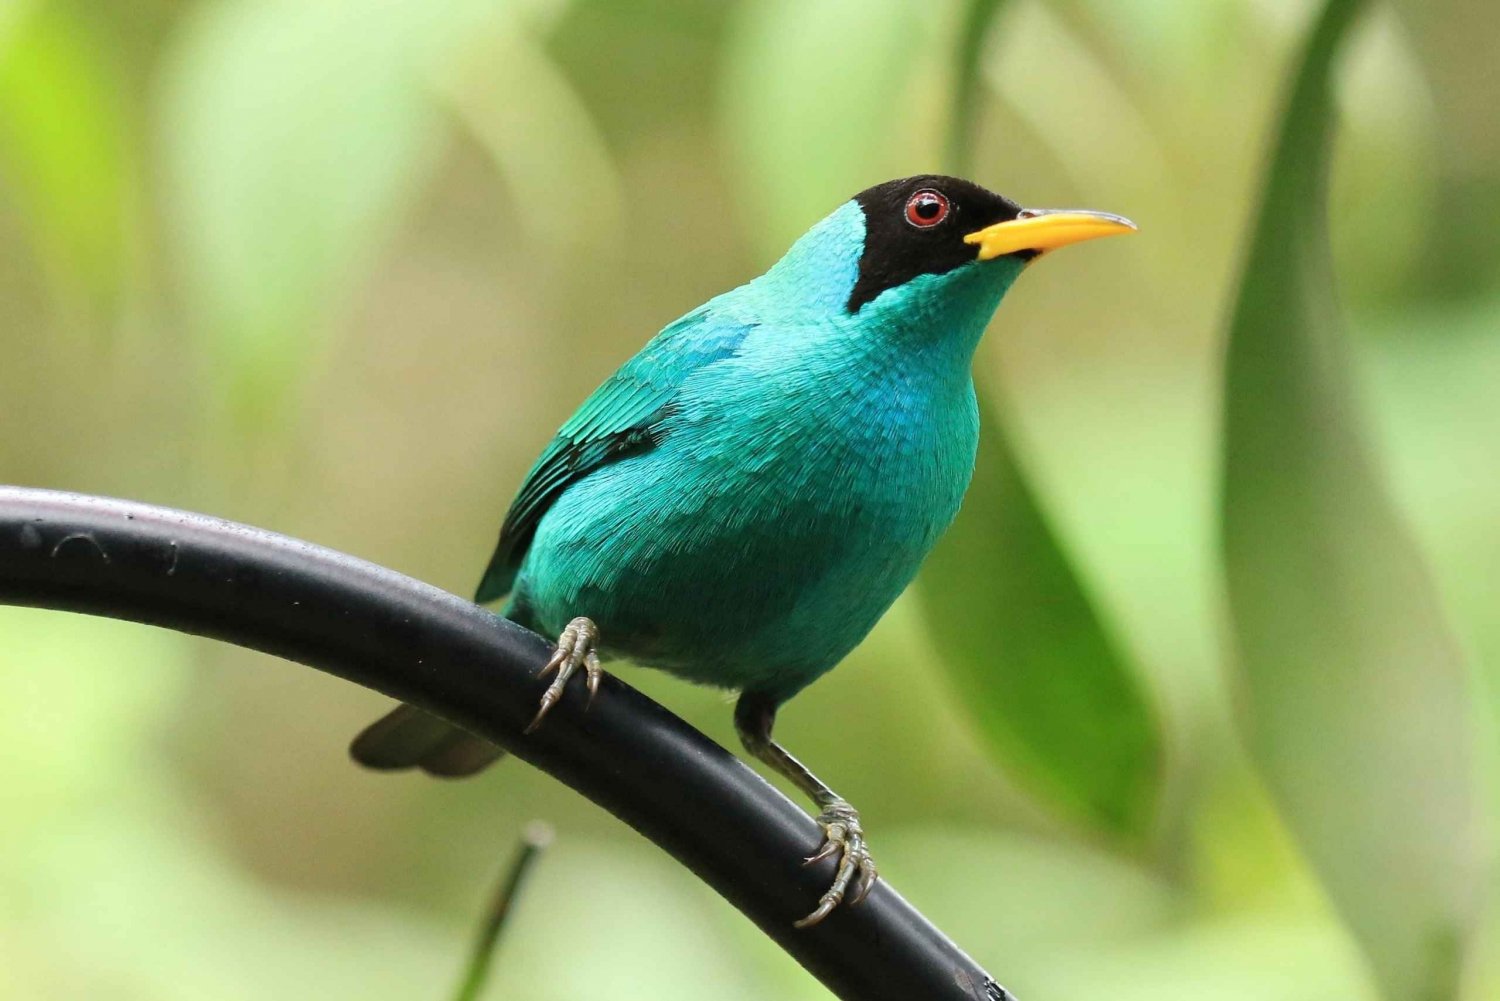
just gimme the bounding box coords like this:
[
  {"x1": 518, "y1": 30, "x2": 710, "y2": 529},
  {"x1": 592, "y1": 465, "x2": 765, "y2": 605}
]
[{"x1": 452, "y1": 822, "x2": 554, "y2": 1001}]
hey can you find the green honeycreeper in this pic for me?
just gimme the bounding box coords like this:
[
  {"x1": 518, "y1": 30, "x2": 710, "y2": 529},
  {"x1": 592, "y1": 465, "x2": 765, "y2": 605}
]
[{"x1": 352, "y1": 175, "x2": 1135, "y2": 925}]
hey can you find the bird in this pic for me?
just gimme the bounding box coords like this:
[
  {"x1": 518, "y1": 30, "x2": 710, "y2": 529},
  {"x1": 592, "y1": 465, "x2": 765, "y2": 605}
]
[{"x1": 350, "y1": 175, "x2": 1135, "y2": 926}]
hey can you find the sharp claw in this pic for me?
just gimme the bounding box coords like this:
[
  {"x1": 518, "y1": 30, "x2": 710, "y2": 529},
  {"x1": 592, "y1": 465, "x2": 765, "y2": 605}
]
[
  {"x1": 794, "y1": 897, "x2": 838, "y2": 929},
  {"x1": 791, "y1": 800, "x2": 876, "y2": 927},
  {"x1": 526, "y1": 617, "x2": 604, "y2": 735},
  {"x1": 804, "y1": 839, "x2": 841, "y2": 866},
  {"x1": 585, "y1": 651, "x2": 602, "y2": 706},
  {"x1": 524, "y1": 694, "x2": 556, "y2": 734},
  {"x1": 850, "y1": 864, "x2": 878, "y2": 906}
]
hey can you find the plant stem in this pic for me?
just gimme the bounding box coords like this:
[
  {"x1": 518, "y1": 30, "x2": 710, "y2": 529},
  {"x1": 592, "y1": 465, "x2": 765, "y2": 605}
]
[{"x1": 452, "y1": 822, "x2": 553, "y2": 1001}]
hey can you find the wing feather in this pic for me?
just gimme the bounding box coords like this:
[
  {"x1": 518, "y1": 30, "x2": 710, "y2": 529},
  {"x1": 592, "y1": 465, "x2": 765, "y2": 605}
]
[{"x1": 475, "y1": 306, "x2": 752, "y2": 602}]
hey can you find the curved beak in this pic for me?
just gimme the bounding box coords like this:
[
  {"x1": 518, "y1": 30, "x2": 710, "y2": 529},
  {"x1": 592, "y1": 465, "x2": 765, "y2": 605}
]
[{"x1": 964, "y1": 208, "x2": 1137, "y2": 261}]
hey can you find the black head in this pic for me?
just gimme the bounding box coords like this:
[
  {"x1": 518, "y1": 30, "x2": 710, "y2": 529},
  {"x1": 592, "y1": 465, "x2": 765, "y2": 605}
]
[{"x1": 847, "y1": 175, "x2": 1028, "y2": 313}]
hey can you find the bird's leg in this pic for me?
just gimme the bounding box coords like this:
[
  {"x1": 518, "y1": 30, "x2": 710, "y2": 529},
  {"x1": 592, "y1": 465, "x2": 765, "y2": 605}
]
[
  {"x1": 734, "y1": 692, "x2": 878, "y2": 928},
  {"x1": 526, "y1": 616, "x2": 604, "y2": 733}
]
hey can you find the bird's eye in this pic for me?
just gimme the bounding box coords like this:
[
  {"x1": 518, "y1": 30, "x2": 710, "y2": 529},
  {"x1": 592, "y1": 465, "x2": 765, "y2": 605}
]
[{"x1": 904, "y1": 189, "x2": 949, "y2": 229}]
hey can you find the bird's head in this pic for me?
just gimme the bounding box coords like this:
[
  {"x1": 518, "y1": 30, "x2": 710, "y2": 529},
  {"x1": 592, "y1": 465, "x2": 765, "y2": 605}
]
[
  {"x1": 750, "y1": 175, "x2": 1134, "y2": 347},
  {"x1": 847, "y1": 174, "x2": 1135, "y2": 313}
]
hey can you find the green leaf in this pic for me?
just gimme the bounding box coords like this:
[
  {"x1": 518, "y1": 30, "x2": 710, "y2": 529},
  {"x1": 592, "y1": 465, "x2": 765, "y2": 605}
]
[
  {"x1": 158, "y1": 0, "x2": 490, "y2": 422},
  {"x1": 916, "y1": 392, "x2": 1163, "y2": 844},
  {"x1": 0, "y1": 2, "x2": 137, "y2": 324},
  {"x1": 1219, "y1": 1, "x2": 1486, "y2": 998},
  {"x1": 433, "y1": 13, "x2": 623, "y2": 261},
  {"x1": 721, "y1": 0, "x2": 926, "y2": 259},
  {"x1": 914, "y1": 0, "x2": 1162, "y2": 846},
  {"x1": 944, "y1": 0, "x2": 1008, "y2": 178}
]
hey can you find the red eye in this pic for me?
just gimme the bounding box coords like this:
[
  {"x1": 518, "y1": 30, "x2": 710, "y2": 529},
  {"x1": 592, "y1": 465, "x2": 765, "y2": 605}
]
[{"x1": 904, "y1": 189, "x2": 949, "y2": 228}]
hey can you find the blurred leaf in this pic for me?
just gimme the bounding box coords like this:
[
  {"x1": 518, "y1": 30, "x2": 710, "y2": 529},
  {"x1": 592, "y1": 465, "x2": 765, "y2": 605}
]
[
  {"x1": 912, "y1": 0, "x2": 1163, "y2": 846},
  {"x1": 880, "y1": 824, "x2": 1175, "y2": 954},
  {"x1": 1220, "y1": 0, "x2": 1486, "y2": 998},
  {"x1": 158, "y1": 0, "x2": 490, "y2": 423},
  {"x1": 1328, "y1": 7, "x2": 1436, "y2": 306},
  {"x1": 945, "y1": 0, "x2": 1008, "y2": 177},
  {"x1": 434, "y1": 12, "x2": 623, "y2": 260},
  {"x1": 982, "y1": 1, "x2": 1171, "y2": 198},
  {"x1": 0, "y1": 607, "x2": 191, "y2": 853},
  {"x1": 1392, "y1": 0, "x2": 1500, "y2": 304},
  {"x1": 721, "y1": 0, "x2": 927, "y2": 258},
  {"x1": 1035, "y1": 911, "x2": 1381, "y2": 1001},
  {"x1": 0, "y1": 1, "x2": 137, "y2": 323},
  {"x1": 917, "y1": 393, "x2": 1163, "y2": 844}
]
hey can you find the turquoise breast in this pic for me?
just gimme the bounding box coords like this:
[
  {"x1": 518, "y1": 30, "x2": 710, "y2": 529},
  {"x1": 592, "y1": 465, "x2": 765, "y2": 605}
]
[
  {"x1": 508, "y1": 211, "x2": 1024, "y2": 700},
  {"x1": 512, "y1": 323, "x2": 983, "y2": 700}
]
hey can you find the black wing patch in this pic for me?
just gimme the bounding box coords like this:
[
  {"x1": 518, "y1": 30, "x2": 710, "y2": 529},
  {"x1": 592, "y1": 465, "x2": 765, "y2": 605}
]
[
  {"x1": 473, "y1": 306, "x2": 753, "y2": 605},
  {"x1": 475, "y1": 416, "x2": 667, "y2": 603}
]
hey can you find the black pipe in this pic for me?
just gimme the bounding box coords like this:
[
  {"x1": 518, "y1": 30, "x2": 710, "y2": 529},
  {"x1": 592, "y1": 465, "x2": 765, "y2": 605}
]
[{"x1": 0, "y1": 486, "x2": 1013, "y2": 1001}]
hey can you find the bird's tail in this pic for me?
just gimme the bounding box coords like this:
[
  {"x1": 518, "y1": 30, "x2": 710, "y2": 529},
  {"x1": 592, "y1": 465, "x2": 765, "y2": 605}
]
[
  {"x1": 350, "y1": 595, "x2": 536, "y2": 778},
  {"x1": 349, "y1": 703, "x2": 505, "y2": 778}
]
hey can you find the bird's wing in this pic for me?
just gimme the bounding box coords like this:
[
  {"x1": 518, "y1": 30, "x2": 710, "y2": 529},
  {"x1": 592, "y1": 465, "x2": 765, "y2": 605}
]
[{"x1": 475, "y1": 305, "x2": 753, "y2": 602}]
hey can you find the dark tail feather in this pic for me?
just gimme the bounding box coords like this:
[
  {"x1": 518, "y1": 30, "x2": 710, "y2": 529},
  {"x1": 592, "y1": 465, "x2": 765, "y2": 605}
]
[{"x1": 350, "y1": 703, "x2": 505, "y2": 778}]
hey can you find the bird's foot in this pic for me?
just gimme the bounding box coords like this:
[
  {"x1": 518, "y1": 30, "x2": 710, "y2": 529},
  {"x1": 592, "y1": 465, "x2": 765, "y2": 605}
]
[
  {"x1": 525, "y1": 616, "x2": 603, "y2": 733},
  {"x1": 796, "y1": 799, "x2": 878, "y2": 928}
]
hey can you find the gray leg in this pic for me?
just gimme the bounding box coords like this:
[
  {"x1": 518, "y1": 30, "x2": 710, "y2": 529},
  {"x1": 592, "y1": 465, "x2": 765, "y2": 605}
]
[
  {"x1": 734, "y1": 692, "x2": 878, "y2": 927},
  {"x1": 527, "y1": 616, "x2": 604, "y2": 733}
]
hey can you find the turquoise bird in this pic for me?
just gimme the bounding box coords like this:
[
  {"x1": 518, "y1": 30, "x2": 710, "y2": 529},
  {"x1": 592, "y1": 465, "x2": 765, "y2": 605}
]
[{"x1": 352, "y1": 175, "x2": 1134, "y2": 925}]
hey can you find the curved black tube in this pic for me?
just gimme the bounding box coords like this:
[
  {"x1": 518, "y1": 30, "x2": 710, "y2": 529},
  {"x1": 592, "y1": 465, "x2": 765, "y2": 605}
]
[{"x1": 0, "y1": 487, "x2": 1013, "y2": 1001}]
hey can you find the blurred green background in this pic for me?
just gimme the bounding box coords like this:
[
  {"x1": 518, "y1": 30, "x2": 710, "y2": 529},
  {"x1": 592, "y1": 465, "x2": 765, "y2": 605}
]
[{"x1": 2, "y1": 0, "x2": 1498, "y2": 998}]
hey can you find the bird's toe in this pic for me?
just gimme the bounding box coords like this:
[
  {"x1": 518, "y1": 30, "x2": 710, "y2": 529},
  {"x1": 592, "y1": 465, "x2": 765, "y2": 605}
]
[
  {"x1": 795, "y1": 799, "x2": 878, "y2": 928},
  {"x1": 526, "y1": 616, "x2": 604, "y2": 734}
]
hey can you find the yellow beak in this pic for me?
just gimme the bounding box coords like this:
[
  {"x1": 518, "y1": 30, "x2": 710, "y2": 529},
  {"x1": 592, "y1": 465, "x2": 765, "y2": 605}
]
[{"x1": 964, "y1": 209, "x2": 1137, "y2": 261}]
